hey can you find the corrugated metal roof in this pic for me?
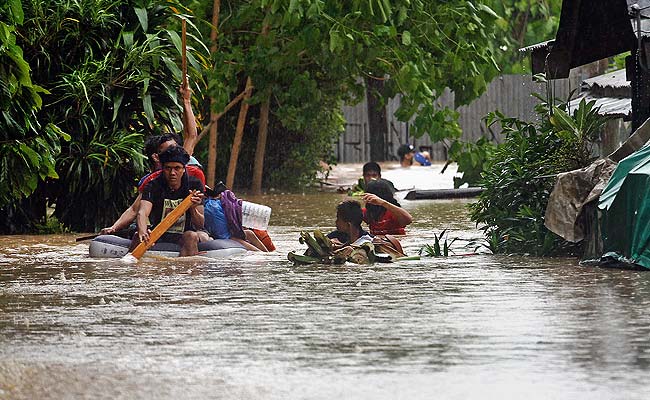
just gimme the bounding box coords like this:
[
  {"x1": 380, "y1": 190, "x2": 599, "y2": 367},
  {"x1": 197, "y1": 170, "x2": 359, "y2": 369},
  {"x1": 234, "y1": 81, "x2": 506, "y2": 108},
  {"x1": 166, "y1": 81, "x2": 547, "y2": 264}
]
[
  {"x1": 580, "y1": 69, "x2": 631, "y2": 97},
  {"x1": 628, "y1": 0, "x2": 650, "y2": 18},
  {"x1": 519, "y1": 40, "x2": 554, "y2": 53},
  {"x1": 569, "y1": 95, "x2": 631, "y2": 119},
  {"x1": 569, "y1": 69, "x2": 631, "y2": 119}
]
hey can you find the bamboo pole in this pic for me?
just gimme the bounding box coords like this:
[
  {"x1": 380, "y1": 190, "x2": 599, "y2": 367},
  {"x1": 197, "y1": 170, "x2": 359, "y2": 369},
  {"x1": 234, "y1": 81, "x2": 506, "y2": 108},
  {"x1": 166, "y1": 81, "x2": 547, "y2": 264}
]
[
  {"x1": 196, "y1": 87, "x2": 251, "y2": 143},
  {"x1": 179, "y1": 17, "x2": 200, "y2": 156},
  {"x1": 207, "y1": 0, "x2": 222, "y2": 188},
  {"x1": 225, "y1": 77, "x2": 253, "y2": 189},
  {"x1": 181, "y1": 19, "x2": 188, "y2": 89}
]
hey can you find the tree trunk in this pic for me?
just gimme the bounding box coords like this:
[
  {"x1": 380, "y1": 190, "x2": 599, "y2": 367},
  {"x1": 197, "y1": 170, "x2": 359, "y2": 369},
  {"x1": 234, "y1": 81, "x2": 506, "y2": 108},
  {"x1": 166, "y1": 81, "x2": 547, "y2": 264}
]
[
  {"x1": 207, "y1": 104, "x2": 219, "y2": 188},
  {"x1": 226, "y1": 77, "x2": 253, "y2": 189},
  {"x1": 366, "y1": 77, "x2": 388, "y2": 161},
  {"x1": 251, "y1": 95, "x2": 270, "y2": 195},
  {"x1": 207, "y1": 0, "x2": 221, "y2": 188}
]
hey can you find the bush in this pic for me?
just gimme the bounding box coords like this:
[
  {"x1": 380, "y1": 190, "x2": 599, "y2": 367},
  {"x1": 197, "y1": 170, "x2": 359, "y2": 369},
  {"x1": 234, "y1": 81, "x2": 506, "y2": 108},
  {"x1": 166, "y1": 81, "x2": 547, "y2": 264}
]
[{"x1": 470, "y1": 97, "x2": 609, "y2": 256}]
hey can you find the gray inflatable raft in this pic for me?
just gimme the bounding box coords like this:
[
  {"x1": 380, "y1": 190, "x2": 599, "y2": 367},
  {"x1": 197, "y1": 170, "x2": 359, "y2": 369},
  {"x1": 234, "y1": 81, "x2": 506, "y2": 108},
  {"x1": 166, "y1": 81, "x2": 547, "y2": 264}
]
[{"x1": 89, "y1": 234, "x2": 247, "y2": 258}]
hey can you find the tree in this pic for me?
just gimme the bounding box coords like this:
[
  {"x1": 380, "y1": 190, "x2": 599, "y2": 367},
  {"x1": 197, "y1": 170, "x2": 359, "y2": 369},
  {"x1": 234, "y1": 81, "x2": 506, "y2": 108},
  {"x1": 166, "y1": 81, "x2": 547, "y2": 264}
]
[
  {"x1": 12, "y1": 0, "x2": 208, "y2": 232},
  {"x1": 485, "y1": 0, "x2": 563, "y2": 74},
  {"x1": 187, "y1": 0, "x2": 503, "y2": 189},
  {"x1": 0, "y1": 0, "x2": 68, "y2": 233}
]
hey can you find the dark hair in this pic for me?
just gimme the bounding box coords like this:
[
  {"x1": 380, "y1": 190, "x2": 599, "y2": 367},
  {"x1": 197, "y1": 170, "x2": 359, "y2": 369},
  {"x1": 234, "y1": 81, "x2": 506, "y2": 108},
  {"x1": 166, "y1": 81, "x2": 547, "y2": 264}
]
[
  {"x1": 397, "y1": 144, "x2": 415, "y2": 161},
  {"x1": 144, "y1": 133, "x2": 183, "y2": 167},
  {"x1": 144, "y1": 135, "x2": 162, "y2": 163},
  {"x1": 363, "y1": 162, "x2": 381, "y2": 175},
  {"x1": 159, "y1": 145, "x2": 190, "y2": 166},
  {"x1": 336, "y1": 200, "x2": 363, "y2": 229},
  {"x1": 365, "y1": 179, "x2": 400, "y2": 223},
  {"x1": 158, "y1": 133, "x2": 183, "y2": 149}
]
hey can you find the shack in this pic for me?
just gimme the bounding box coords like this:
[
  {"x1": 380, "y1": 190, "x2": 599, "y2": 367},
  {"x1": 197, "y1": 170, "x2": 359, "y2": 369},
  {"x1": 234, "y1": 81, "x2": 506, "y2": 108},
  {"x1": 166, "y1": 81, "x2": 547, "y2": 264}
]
[{"x1": 525, "y1": 0, "x2": 650, "y2": 269}]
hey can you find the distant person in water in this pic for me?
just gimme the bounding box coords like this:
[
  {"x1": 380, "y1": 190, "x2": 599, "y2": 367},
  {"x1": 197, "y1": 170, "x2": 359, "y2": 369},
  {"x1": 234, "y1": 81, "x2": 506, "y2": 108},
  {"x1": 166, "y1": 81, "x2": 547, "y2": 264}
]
[
  {"x1": 397, "y1": 144, "x2": 431, "y2": 167},
  {"x1": 349, "y1": 162, "x2": 397, "y2": 195},
  {"x1": 363, "y1": 179, "x2": 412, "y2": 235},
  {"x1": 362, "y1": 162, "x2": 397, "y2": 194}
]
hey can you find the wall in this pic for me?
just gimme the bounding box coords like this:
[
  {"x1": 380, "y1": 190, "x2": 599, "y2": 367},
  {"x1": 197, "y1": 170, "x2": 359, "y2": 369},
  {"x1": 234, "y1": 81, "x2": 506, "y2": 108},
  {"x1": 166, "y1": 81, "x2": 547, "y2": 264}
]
[{"x1": 335, "y1": 74, "x2": 576, "y2": 162}]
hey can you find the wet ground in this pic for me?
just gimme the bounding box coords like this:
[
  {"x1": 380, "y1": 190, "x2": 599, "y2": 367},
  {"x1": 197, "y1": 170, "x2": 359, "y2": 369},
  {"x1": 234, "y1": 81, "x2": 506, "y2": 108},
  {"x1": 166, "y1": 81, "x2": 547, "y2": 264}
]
[{"x1": 1, "y1": 164, "x2": 650, "y2": 399}]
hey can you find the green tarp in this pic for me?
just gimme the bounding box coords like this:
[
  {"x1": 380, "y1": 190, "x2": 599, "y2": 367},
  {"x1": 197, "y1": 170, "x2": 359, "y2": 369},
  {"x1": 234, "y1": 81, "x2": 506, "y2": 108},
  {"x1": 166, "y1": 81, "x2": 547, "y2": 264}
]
[{"x1": 598, "y1": 143, "x2": 650, "y2": 268}]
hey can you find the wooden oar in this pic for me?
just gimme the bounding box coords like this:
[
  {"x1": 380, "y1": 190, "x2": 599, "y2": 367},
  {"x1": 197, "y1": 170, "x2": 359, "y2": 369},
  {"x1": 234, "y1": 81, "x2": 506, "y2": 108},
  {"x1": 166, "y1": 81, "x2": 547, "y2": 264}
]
[
  {"x1": 76, "y1": 233, "x2": 103, "y2": 242},
  {"x1": 121, "y1": 194, "x2": 194, "y2": 263},
  {"x1": 75, "y1": 230, "x2": 128, "y2": 242}
]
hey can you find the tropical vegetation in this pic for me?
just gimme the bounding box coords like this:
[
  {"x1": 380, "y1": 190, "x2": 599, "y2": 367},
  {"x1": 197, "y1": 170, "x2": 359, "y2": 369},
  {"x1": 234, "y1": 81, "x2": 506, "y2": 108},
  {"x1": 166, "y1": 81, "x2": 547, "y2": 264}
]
[
  {"x1": 1, "y1": 0, "x2": 574, "y2": 234},
  {"x1": 1, "y1": 0, "x2": 205, "y2": 233},
  {"x1": 469, "y1": 96, "x2": 610, "y2": 256}
]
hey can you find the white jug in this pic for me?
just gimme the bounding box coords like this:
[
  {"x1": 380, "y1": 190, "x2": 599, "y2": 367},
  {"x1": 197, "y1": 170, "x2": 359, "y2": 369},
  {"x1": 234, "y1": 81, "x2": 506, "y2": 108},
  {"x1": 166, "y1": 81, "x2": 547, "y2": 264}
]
[{"x1": 241, "y1": 201, "x2": 272, "y2": 230}]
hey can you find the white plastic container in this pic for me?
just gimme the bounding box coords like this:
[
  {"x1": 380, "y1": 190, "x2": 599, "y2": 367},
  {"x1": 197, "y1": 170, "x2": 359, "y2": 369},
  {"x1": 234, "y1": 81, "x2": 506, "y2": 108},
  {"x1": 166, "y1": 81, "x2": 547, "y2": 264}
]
[{"x1": 241, "y1": 201, "x2": 272, "y2": 230}]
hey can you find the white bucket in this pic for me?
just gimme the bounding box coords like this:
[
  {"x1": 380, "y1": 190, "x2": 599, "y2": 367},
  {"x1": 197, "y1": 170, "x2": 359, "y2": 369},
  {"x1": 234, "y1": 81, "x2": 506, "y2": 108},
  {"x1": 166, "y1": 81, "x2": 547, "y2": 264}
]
[{"x1": 241, "y1": 201, "x2": 272, "y2": 230}]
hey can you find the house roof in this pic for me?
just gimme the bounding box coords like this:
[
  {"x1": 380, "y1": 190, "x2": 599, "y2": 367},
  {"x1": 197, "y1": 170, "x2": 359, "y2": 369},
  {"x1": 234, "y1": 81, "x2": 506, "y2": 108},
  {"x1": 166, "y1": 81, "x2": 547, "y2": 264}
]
[
  {"x1": 520, "y1": 0, "x2": 640, "y2": 78},
  {"x1": 568, "y1": 69, "x2": 632, "y2": 119}
]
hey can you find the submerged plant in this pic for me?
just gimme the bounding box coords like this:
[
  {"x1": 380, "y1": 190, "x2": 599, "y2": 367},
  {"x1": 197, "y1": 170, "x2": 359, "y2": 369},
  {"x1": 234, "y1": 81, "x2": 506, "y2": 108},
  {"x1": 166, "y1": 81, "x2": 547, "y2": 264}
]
[{"x1": 419, "y1": 230, "x2": 457, "y2": 257}]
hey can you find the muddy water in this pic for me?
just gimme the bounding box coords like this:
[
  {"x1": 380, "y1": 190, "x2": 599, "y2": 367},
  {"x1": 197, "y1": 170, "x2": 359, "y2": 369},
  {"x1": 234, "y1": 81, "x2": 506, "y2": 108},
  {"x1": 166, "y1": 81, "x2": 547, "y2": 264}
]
[{"x1": 1, "y1": 193, "x2": 650, "y2": 399}]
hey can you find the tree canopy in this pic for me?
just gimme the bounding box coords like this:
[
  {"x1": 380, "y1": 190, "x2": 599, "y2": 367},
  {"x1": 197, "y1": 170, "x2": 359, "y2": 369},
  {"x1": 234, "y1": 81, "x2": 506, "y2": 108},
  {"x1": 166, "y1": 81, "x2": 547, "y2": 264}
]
[{"x1": 1, "y1": 0, "x2": 565, "y2": 232}]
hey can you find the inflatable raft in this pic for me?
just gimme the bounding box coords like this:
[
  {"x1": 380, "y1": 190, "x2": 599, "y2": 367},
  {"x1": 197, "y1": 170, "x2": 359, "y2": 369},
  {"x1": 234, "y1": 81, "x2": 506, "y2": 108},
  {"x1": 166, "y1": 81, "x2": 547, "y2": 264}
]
[{"x1": 89, "y1": 234, "x2": 247, "y2": 259}]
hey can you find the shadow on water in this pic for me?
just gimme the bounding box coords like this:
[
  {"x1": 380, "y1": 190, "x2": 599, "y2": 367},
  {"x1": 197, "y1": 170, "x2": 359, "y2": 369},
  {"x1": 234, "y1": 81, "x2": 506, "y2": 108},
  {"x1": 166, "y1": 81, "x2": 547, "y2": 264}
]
[{"x1": 1, "y1": 192, "x2": 650, "y2": 399}]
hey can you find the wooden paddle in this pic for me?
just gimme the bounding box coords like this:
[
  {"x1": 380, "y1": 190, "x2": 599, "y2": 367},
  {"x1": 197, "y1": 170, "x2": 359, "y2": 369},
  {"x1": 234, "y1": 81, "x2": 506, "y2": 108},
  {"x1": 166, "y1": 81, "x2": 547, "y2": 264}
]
[
  {"x1": 122, "y1": 193, "x2": 194, "y2": 263},
  {"x1": 76, "y1": 233, "x2": 103, "y2": 242},
  {"x1": 75, "y1": 230, "x2": 128, "y2": 242}
]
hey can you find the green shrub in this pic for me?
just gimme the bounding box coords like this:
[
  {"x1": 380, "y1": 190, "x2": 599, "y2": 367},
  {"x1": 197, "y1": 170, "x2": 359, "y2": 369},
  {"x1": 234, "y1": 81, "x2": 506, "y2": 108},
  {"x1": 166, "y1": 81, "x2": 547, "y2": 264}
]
[{"x1": 470, "y1": 97, "x2": 608, "y2": 256}]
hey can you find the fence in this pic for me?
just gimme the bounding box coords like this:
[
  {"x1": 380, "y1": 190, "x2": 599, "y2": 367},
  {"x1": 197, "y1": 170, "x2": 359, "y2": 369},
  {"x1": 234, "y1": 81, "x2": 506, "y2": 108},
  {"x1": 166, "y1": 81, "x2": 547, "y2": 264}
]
[{"x1": 335, "y1": 74, "x2": 575, "y2": 162}]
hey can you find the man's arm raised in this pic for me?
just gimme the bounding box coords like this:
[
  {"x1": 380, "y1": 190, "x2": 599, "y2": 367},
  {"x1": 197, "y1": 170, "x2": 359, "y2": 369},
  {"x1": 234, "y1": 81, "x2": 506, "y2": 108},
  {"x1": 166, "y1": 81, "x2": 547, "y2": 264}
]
[{"x1": 180, "y1": 85, "x2": 198, "y2": 156}]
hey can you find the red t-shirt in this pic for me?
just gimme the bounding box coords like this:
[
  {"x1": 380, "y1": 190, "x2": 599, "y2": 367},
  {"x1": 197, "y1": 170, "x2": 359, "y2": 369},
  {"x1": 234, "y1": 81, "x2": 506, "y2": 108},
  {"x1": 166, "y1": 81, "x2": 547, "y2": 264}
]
[
  {"x1": 363, "y1": 208, "x2": 406, "y2": 235},
  {"x1": 138, "y1": 165, "x2": 206, "y2": 193}
]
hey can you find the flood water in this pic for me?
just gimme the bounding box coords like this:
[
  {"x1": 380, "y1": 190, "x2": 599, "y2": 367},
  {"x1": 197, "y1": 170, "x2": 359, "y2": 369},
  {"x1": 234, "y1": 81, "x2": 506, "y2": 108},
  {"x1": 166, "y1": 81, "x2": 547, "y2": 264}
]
[{"x1": 1, "y1": 192, "x2": 650, "y2": 399}]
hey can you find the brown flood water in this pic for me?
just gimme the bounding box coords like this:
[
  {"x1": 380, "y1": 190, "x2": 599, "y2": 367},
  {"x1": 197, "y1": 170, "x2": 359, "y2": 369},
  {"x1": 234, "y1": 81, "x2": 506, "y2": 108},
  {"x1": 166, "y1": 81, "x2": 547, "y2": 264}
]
[{"x1": 1, "y1": 190, "x2": 650, "y2": 399}]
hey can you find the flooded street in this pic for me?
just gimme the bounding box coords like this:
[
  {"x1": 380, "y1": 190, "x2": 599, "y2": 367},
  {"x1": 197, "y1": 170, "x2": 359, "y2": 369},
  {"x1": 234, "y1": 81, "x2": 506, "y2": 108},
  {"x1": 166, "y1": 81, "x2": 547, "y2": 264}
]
[{"x1": 2, "y1": 188, "x2": 650, "y2": 399}]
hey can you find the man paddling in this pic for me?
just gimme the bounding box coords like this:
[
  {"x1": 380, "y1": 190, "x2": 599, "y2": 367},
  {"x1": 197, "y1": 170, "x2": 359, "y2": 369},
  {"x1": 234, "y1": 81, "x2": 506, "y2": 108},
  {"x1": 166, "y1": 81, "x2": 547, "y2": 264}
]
[
  {"x1": 100, "y1": 86, "x2": 204, "y2": 236},
  {"x1": 132, "y1": 146, "x2": 207, "y2": 256}
]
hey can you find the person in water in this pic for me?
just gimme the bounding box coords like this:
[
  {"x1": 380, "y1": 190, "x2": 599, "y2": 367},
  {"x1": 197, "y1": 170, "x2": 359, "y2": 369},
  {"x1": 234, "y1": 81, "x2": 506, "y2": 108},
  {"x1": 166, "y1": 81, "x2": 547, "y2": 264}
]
[
  {"x1": 100, "y1": 85, "x2": 203, "y2": 235},
  {"x1": 362, "y1": 162, "x2": 397, "y2": 193},
  {"x1": 397, "y1": 144, "x2": 431, "y2": 167},
  {"x1": 133, "y1": 146, "x2": 208, "y2": 256},
  {"x1": 327, "y1": 200, "x2": 373, "y2": 247},
  {"x1": 363, "y1": 179, "x2": 413, "y2": 235}
]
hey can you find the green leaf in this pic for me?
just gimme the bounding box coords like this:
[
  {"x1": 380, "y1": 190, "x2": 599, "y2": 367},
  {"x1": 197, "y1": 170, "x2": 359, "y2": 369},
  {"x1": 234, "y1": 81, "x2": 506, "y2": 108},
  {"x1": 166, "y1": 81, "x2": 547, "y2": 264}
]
[
  {"x1": 122, "y1": 31, "x2": 134, "y2": 51},
  {"x1": 477, "y1": 4, "x2": 499, "y2": 19},
  {"x1": 19, "y1": 143, "x2": 40, "y2": 167},
  {"x1": 134, "y1": 8, "x2": 148, "y2": 32},
  {"x1": 329, "y1": 30, "x2": 341, "y2": 52},
  {"x1": 9, "y1": 0, "x2": 24, "y2": 25},
  {"x1": 143, "y1": 94, "x2": 154, "y2": 127},
  {"x1": 401, "y1": 30, "x2": 411, "y2": 45},
  {"x1": 112, "y1": 92, "x2": 123, "y2": 122}
]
